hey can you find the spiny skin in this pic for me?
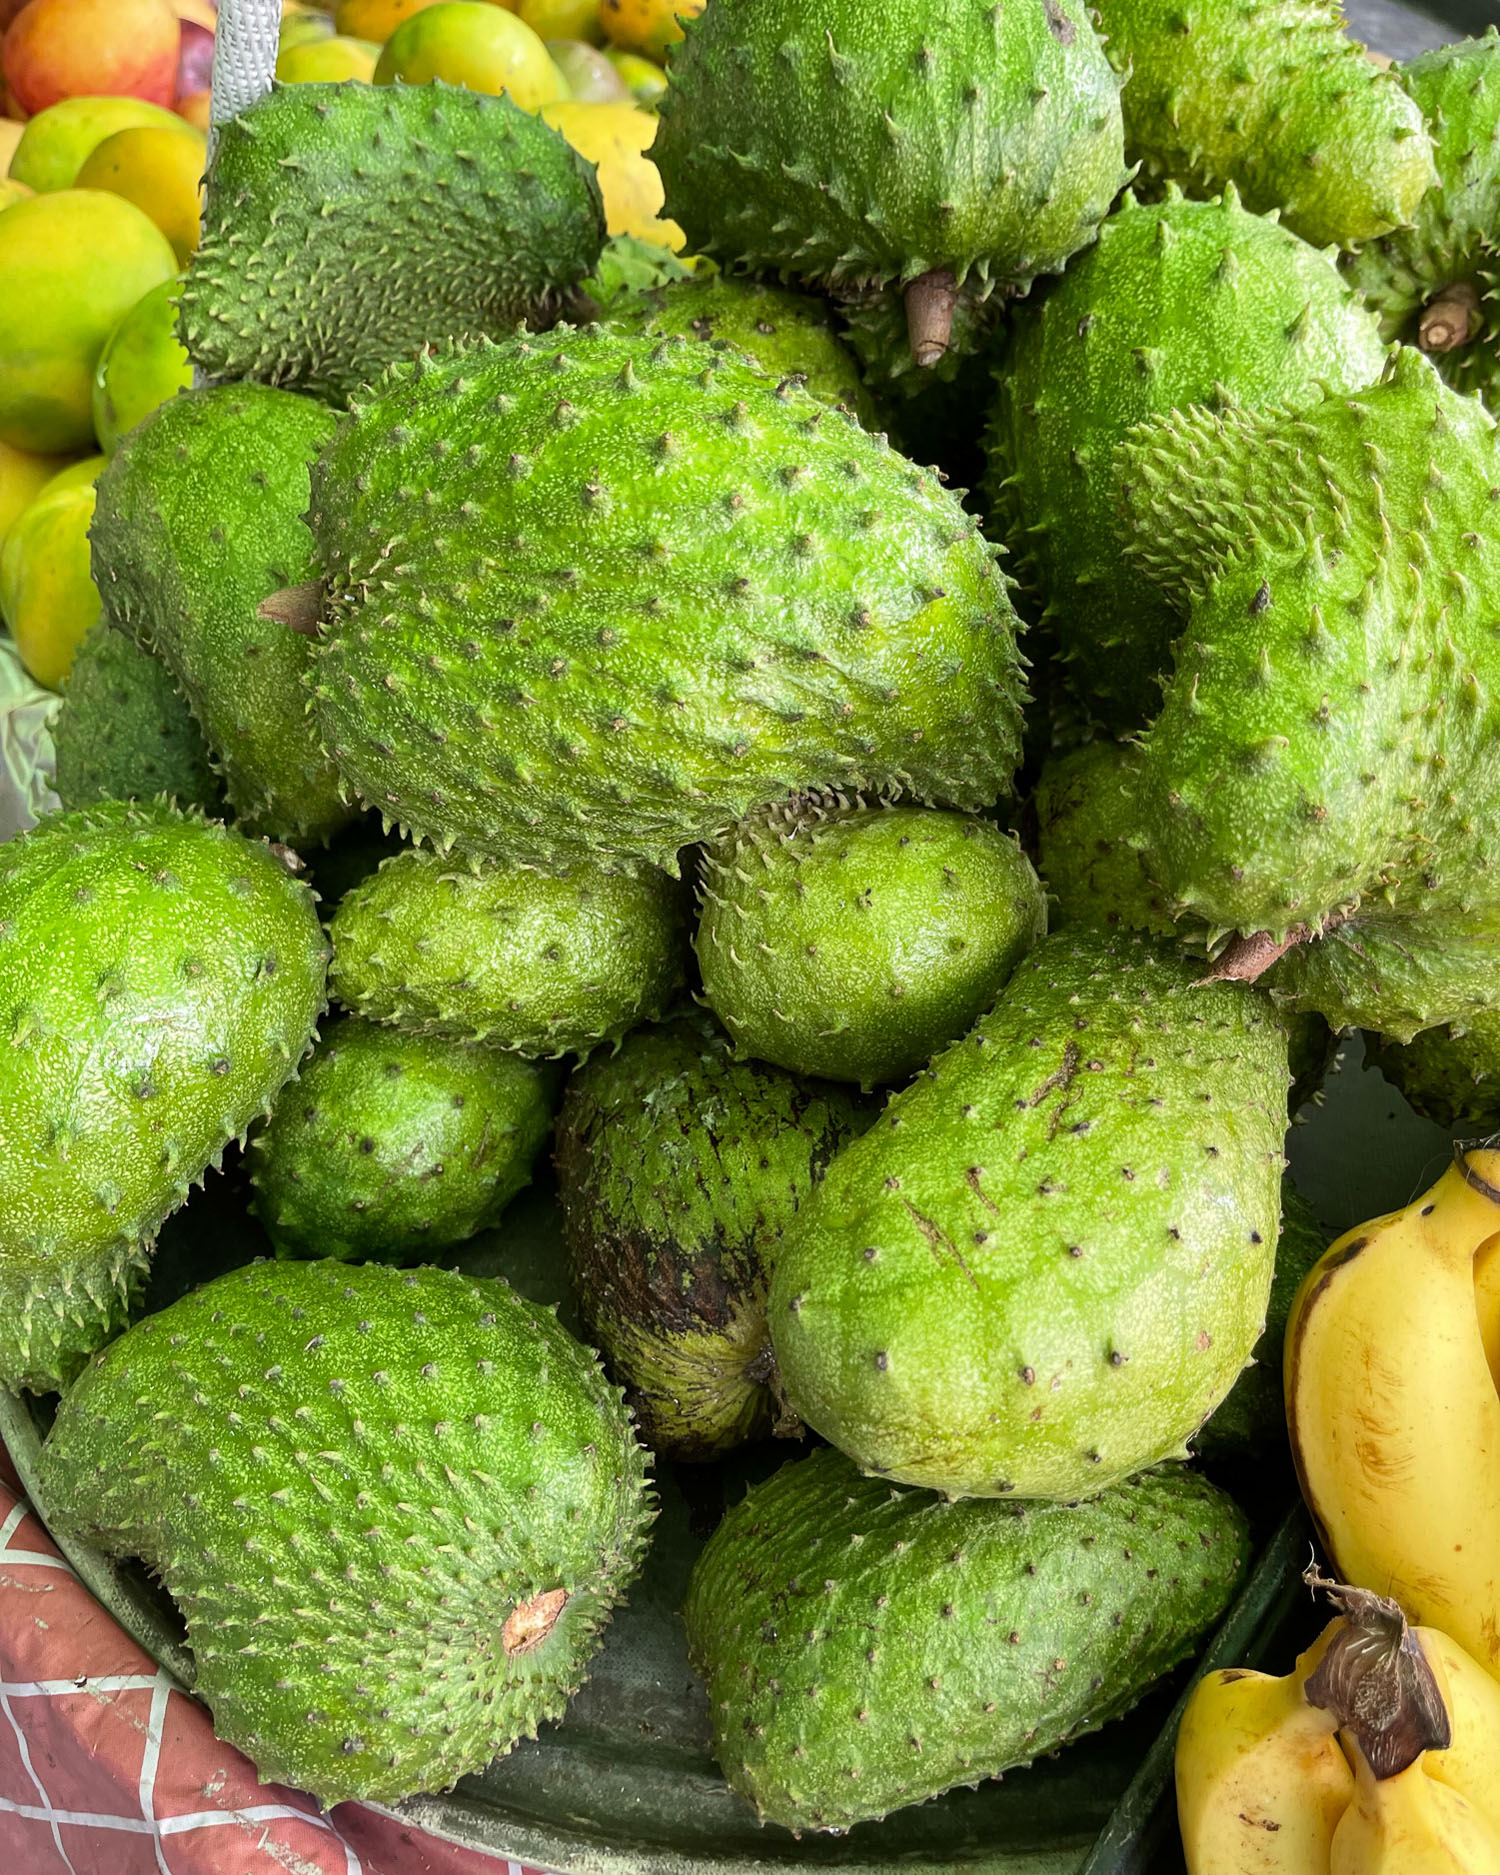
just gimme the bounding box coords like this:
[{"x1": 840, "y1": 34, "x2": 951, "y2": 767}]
[
  {"x1": 1345, "y1": 33, "x2": 1500, "y2": 409},
  {"x1": 250, "y1": 1018, "x2": 552, "y2": 1264},
  {"x1": 92, "y1": 383, "x2": 351, "y2": 846},
  {"x1": 557, "y1": 1010, "x2": 867, "y2": 1460},
  {"x1": 38, "y1": 1259, "x2": 654, "y2": 1807},
  {"x1": 1368, "y1": 1009, "x2": 1500, "y2": 1130},
  {"x1": 684, "y1": 1447, "x2": 1250, "y2": 1831},
  {"x1": 1092, "y1": 0, "x2": 1435, "y2": 250},
  {"x1": 770, "y1": 929, "x2": 1288, "y2": 1502},
  {"x1": 51, "y1": 621, "x2": 222, "y2": 815},
  {"x1": 698, "y1": 799, "x2": 1047, "y2": 1088},
  {"x1": 654, "y1": 0, "x2": 1128, "y2": 343},
  {"x1": 329, "y1": 845, "x2": 685, "y2": 1056},
  {"x1": 1114, "y1": 350, "x2": 1500, "y2": 975},
  {"x1": 984, "y1": 185, "x2": 1386, "y2": 731},
  {"x1": 0, "y1": 801, "x2": 327, "y2": 1393},
  {"x1": 178, "y1": 82, "x2": 605, "y2": 405},
  {"x1": 308, "y1": 330, "x2": 1023, "y2": 874}
]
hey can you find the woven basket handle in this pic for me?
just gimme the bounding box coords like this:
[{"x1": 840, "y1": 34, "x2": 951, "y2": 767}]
[{"x1": 205, "y1": 0, "x2": 281, "y2": 155}]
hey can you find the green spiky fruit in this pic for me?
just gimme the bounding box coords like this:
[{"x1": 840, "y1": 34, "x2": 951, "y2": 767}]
[
  {"x1": 684, "y1": 1446, "x2": 1250, "y2": 1831},
  {"x1": 769, "y1": 928, "x2": 1288, "y2": 1502},
  {"x1": 1092, "y1": 0, "x2": 1436, "y2": 250},
  {"x1": 1368, "y1": 1009, "x2": 1500, "y2": 1130},
  {"x1": 1345, "y1": 32, "x2": 1500, "y2": 410},
  {"x1": 92, "y1": 383, "x2": 351, "y2": 846},
  {"x1": 250, "y1": 1018, "x2": 552, "y2": 1263},
  {"x1": 178, "y1": 81, "x2": 605, "y2": 405},
  {"x1": 984, "y1": 185, "x2": 1386, "y2": 730},
  {"x1": 653, "y1": 0, "x2": 1128, "y2": 366},
  {"x1": 0, "y1": 801, "x2": 327, "y2": 1392},
  {"x1": 51, "y1": 621, "x2": 221, "y2": 814},
  {"x1": 698, "y1": 799, "x2": 1047, "y2": 1087},
  {"x1": 307, "y1": 329, "x2": 1024, "y2": 874},
  {"x1": 37, "y1": 1258, "x2": 654, "y2": 1806},
  {"x1": 329, "y1": 846, "x2": 685, "y2": 1055},
  {"x1": 556, "y1": 1010, "x2": 867, "y2": 1459}
]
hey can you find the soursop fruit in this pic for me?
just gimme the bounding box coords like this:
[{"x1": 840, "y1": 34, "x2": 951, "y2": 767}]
[
  {"x1": 1367, "y1": 1010, "x2": 1500, "y2": 1130},
  {"x1": 654, "y1": 0, "x2": 1129, "y2": 367},
  {"x1": 1345, "y1": 32, "x2": 1500, "y2": 410},
  {"x1": 178, "y1": 82, "x2": 605, "y2": 405},
  {"x1": 697, "y1": 798, "x2": 1047, "y2": 1087},
  {"x1": 329, "y1": 846, "x2": 684, "y2": 1055},
  {"x1": 0, "y1": 800, "x2": 327, "y2": 1392},
  {"x1": 38, "y1": 1258, "x2": 654, "y2": 1806},
  {"x1": 984, "y1": 185, "x2": 1386, "y2": 730},
  {"x1": 556, "y1": 1010, "x2": 868, "y2": 1459},
  {"x1": 770, "y1": 928, "x2": 1289, "y2": 1502},
  {"x1": 51, "y1": 621, "x2": 221, "y2": 814},
  {"x1": 91, "y1": 383, "x2": 351, "y2": 846},
  {"x1": 306, "y1": 329, "x2": 1024, "y2": 874},
  {"x1": 250, "y1": 1017, "x2": 552, "y2": 1263},
  {"x1": 1091, "y1": 0, "x2": 1436, "y2": 250},
  {"x1": 685, "y1": 1446, "x2": 1250, "y2": 1831}
]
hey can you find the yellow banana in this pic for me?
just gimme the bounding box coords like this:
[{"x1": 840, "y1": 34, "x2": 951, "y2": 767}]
[
  {"x1": 1177, "y1": 1621, "x2": 1351, "y2": 1874},
  {"x1": 1420, "y1": 1626, "x2": 1500, "y2": 1833},
  {"x1": 1474, "y1": 1231, "x2": 1500, "y2": 1395},
  {"x1": 1330, "y1": 1745, "x2": 1500, "y2": 1874},
  {"x1": 1284, "y1": 1148, "x2": 1500, "y2": 1676}
]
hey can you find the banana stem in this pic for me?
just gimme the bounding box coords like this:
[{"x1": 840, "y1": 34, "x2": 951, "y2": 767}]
[{"x1": 1303, "y1": 1575, "x2": 1450, "y2": 1778}]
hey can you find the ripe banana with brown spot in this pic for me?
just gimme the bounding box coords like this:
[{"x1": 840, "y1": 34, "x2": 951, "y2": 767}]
[{"x1": 1330, "y1": 1748, "x2": 1500, "y2": 1874}]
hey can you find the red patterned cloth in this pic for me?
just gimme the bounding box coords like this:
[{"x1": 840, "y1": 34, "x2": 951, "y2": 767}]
[{"x1": 0, "y1": 1444, "x2": 552, "y2": 1875}]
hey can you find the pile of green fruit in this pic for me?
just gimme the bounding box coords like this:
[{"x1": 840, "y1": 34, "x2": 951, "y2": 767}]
[{"x1": 5, "y1": 0, "x2": 1498, "y2": 1847}]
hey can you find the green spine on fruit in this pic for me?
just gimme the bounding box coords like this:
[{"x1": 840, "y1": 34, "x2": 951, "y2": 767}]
[
  {"x1": 329, "y1": 845, "x2": 685, "y2": 1055},
  {"x1": 51, "y1": 621, "x2": 222, "y2": 814},
  {"x1": 1368, "y1": 1008, "x2": 1500, "y2": 1130},
  {"x1": 684, "y1": 1446, "x2": 1250, "y2": 1831},
  {"x1": 38, "y1": 1258, "x2": 654, "y2": 1806},
  {"x1": 178, "y1": 81, "x2": 606, "y2": 405},
  {"x1": 697, "y1": 797, "x2": 1047, "y2": 1087},
  {"x1": 0, "y1": 800, "x2": 328, "y2": 1393},
  {"x1": 307, "y1": 329, "x2": 1024, "y2": 873},
  {"x1": 984, "y1": 185, "x2": 1386, "y2": 730},
  {"x1": 250, "y1": 1017, "x2": 552, "y2": 1263},
  {"x1": 91, "y1": 382, "x2": 351, "y2": 845},
  {"x1": 1092, "y1": 0, "x2": 1436, "y2": 250},
  {"x1": 654, "y1": 0, "x2": 1128, "y2": 362},
  {"x1": 556, "y1": 1009, "x2": 867, "y2": 1459},
  {"x1": 1344, "y1": 32, "x2": 1500, "y2": 409},
  {"x1": 769, "y1": 927, "x2": 1288, "y2": 1502}
]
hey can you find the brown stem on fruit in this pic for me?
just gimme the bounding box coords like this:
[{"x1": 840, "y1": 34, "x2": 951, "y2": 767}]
[
  {"x1": 905, "y1": 270, "x2": 960, "y2": 369},
  {"x1": 268, "y1": 843, "x2": 306, "y2": 874},
  {"x1": 1302, "y1": 1571, "x2": 1450, "y2": 1778},
  {"x1": 1419, "y1": 281, "x2": 1481, "y2": 354},
  {"x1": 501, "y1": 1587, "x2": 568, "y2": 1656},
  {"x1": 1197, "y1": 913, "x2": 1348, "y2": 986},
  {"x1": 257, "y1": 581, "x2": 324, "y2": 638}
]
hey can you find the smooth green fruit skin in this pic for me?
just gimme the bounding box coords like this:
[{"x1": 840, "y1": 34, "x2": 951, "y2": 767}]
[
  {"x1": 684, "y1": 1446, "x2": 1250, "y2": 1831},
  {"x1": 92, "y1": 381, "x2": 352, "y2": 846},
  {"x1": 1093, "y1": 0, "x2": 1436, "y2": 250},
  {"x1": 0, "y1": 801, "x2": 327, "y2": 1393},
  {"x1": 698, "y1": 802, "x2": 1047, "y2": 1087},
  {"x1": 1344, "y1": 31, "x2": 1500, "y2": 410},
  {"x1": 770, "y1": 929, "x2": 1288, "y2": 1502},
  {"x1": 251, "y1": 1017, "x2": 552, "y2": 1263},
  {"x1": 1368, "y1": 1007, "x2": 1500, "y2": 1130},
  {"x1": 655, "y1": 0, "x2": 1128, "y2": 297},
  {"x1": 330, "y1": 846, "x2": 685, "y2": 1054},
  {"x1": 38, "y1": 1258, "x2": 654, "y2": 1806},
  {"x1": 308, "y1": 329, "x2": 1023, "y2": 874},
  {"x1": 985, "y1": 185, "x2": 1386, "y2": 731},
  {"x1": 556, "y1": 1010, "x2": 868, "y2": 1459},
  {"x1": 178, "y1": 81, "x2": 605, "y2": 406},
  {"x1": 51, "y1": 620, "x2": 222, "y2": 814},
  {"x1": 91, "y1": 277, "x2": 192, "y2": 456}
]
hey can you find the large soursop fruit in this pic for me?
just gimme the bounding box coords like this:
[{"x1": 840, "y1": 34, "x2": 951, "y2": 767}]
[
  {"x1": 178, "y1": 82, "x2": 606, "y2": 405},
  {"x1": 38, "y1": 1258, "x2": 654, "y2": 1806},
  {"x1": 985, "y1": 185, "x2": 1386, "y2": 731},
  {"x1": 92, "y1": 383, "x2": 351, "y2": 845},
  {"x1": 653, "y1": 0, "x2": 1128, "y2": 367},
  {"x1": 0, "y1": 801, "x2": 327, "y2": 1392},
  {"x1": 1091, "y1": 0, "x2": 1436, "y2": 250},
  {"x1": 685, "y1": 1446, "x2": 1249, "y2": 1831},
  {"x1": 1345, "y1": 32, "x2": 1500, "y2": 411},
  {"x1": 769, "y1": 928, "x2": 1289, "y2": 1501},
  {"x1": 306, "y1": 330, "x2": 1024, "y2": 874},
  {"x1": 1367, "y1": 1010, "x2": 1500, "y2": 1131}
]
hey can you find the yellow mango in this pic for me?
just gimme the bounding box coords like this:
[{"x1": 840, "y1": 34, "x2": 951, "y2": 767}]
[
  {"x1": 74, "y1": 123, "x2": 206, "y2": 264},
  {"x1": 0, "y1": 479, "x2": 101, "y2": 690},
  {"x1": 374, "y1": 2, "x2": 563, "y2": 109},
  {"x1": 276, "y1": 34, "x2": 383, "y2": 80},
  {"x1": 92, "y1": 278, "x2": 190, "y2": 454},
  {"x1": 597, "y1": 0, "x2": 700, "y2": 60},
  {"x1": 0, "y1": 439, "x2": 74, "y2": 551},
  {"x1": 8, "y1": 94, "x2": 189, "y2": 192}
]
